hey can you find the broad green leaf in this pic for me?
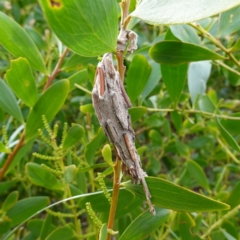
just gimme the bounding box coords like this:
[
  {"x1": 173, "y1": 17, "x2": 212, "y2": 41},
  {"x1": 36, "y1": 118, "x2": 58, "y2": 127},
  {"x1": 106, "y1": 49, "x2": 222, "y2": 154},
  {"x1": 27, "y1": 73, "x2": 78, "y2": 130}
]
[
  {"x1": 2, "y1": 191, "x2": 19, "y2": 212},
  {"x1": 26, "y1": 162, "x2": 63, "y2": 191},
  {"x1": 220, "y1": 229, "x2": 237, "y2": 240},
  {"x1": 149, "y1": 129, "x2": 162, "y2": 145},
  {"x1": 130, "y1": 0, "x2": 240, "y2": 25},
  {"x1": 220, "y1": 113, "x2": 240, "y2": 135},
  {"x1": 64, "y1": 165, "x2": 77, "y2": 183},
  {"x1": 99, "y1": 224, "x2": 108, "y2": 240},
  {"x1": 216, "y1": 118, "x2": 240, "y2": 152},
  {"x1": 80, "y1": 104, "x2": 94, "y2": 114},
  {"x1": 0, "y1": 12, "x2": 46, "y2": 73},
  {"x1": 0, "y1": 142, "x2": 10, "y2": 153},
  {"x1": 141, "y1": 61, "x2": 161, "y2": 99},
  {"x1": 0, "y1": 217, "x2": 12, "y2": 235},
  {"x1": 178, "y1": 212, "x2": 197, "y2": 240},
  {"x1": 39, "y1": 0, "x2": 118, "y2": 57},
  {"x1": 24, "y1": 79, "x2": 69, "y2": 143},
  {"x1": 227, "y1": 181, "x2": 240, "y2": 208},
  {"x1": 186, "y1": 160, "x2": 210, "y2": 190},
  {"x1": 5, "y1": 58, "x2": 38, "y2": 107},
  {"x1": 7, "y1": 196, "x2": 49, "y2": 226},
  {"x1": 119, "y1": 207, "x2": 170, "y2": 240},
  {"x1": 62, "y1": 54, "x2": 98, "y2": 70},
  {"x1": 198, "y1": 95, "x2": 216, "y2": 113},
  {"x1": 28, "y1": 219, "x2": 43, "y2": 239},
  {"x1": 40, "y1": 214, "x2": 55, "y2": 240},
  {"x1": 149, "y1": 41, "x2": 225, "y2": 65},
  {"x1": 128, "y1": 106, "x2": 147, "y2": 122},
  {"x1": 85, "y1": 128, "x2": 105, "y2": 165},
  {"x1": 126, "y1": 55, "x2": 152, "y2": 102},
  {"x1": 102, "y1": 144, "x2": 113, "y2": 166},
  {"x1": 0, "y1": 79, "x2": 23, "y2": 122},
  {"x1": 219, "y1": 6, "x2": 240, "y2": 37},
  {"x1": 221, "y1": 221, "x2": 239, "y2": 240},
  {"x1": 188, "y1": 61, "x2": 212, "y2": 103},
  {"x1": 122, "y1": 177, "x2": 230, "y2": 212},
  {"x1": 68, "y1": 69, "x2": 88, "y2": 92},
  {"x1": 170, "y1": 25, "x2": 201, "y2": 44},
  {"x1": 62, "y1": 124, "x2": 85, "y2": 150},
  {"x1": 161, "y1": 63, "x2": 188, "y2": 104},
  {"x1": 45, "y1": 226, "x2": 75, "y2": 240},
  {"x1": 0, "y1": 180, "x2": 17, "y2": 195}
]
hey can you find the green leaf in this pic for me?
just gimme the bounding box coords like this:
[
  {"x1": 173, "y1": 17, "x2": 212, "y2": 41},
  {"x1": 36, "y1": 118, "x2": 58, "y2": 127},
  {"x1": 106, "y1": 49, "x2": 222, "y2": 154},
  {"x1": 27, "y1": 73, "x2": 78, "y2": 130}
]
[
  {"x1": 149, "y1": 41, "x2": 225, "y2": 65},
  {"x1": 62, "y1": 54, "x2": 98, "y2": 70},
  {"x1": 130, "y1": 0, "x2": 240, "y2": 25},
  {"x1": 5, "y1": 58, "x2": 38, "y2": 107},
  {"x1": 198, "y1": 95, "x2": 216, "y2": 113},
  {"x1": 40, "y1": 214, "x2": 55, "y2": 240},
  {"x1": 186, "y1": 160, "x2": 210, "y2": 190},
  {"x1": 102, "y1": 144, "x2": 113, "y2": 166},
  {"x1": 128, "y1": 106, "x2": 147, "y2": 122},
  {"x1": 219, "y1": 6, "x2": 240, "y2": 37},
  {"x1": 26, "y1": 163, "x2": 63, "y2": 191},
  {"x1": 188, "y1": 61, "x2": 212, "y2": 103},
  {"x1": 28, "y1": 219, "x2": 43, "y2": 238},
  {"x1": 0, "y1": 180, "x2": 17, "y2": 195},
  {"x1": 0, "y1": 79, "x2": 23, "y2": 122},
  {"x1": 62, "y1": 124, "x2": 85, "y2": 150},
  {"x1": 80, "y1": 104, "x2": 94, "y2": 114},
  {"x1": 122, "y1": 177, "x2": 230, "y2": 212},
  {"x1": 170, "y1": 25, "x2": 201, "y2": 44},
  {"x1": 178, "y1": 212, "x2": 196, "y2": 240},
  {"x1": 24, "y1": 79, "x2": 69, "y2": 143},
  {"x1": 39, "y1": 0, "x2": 118, "y2": 57},
  {"x1": 99, "y1": 223, "x2": 108, "y2": 240},
  {"x1": 68, "y1": 69, "x2": 88, "y2": 92},
  {"x1": 2, "y1": 191, "x2": 19, "y2": 212},
  {"x1": 64, "y1": 165, "x2": 77, "y2": 184},
  {"x1": 45, "y1": 226, "x2": 75, "y2": 240},
  {"x1": 221, "y1": 113, "x2": 240, "y2": 135},
  {"x1": 119, "y1": 207, "x2": 170, "y2": 240},
  {"x1": 7, "y1": 196, "x2": 49, "y2": 226},
  {"x1": 216, "y1": 118, "x2": 240, "y2": 152},
  {"x1": 0, "y1": 12, "x2": 46, "y2": 73},
  {"x1": 227, "y1": 181, "x2": 240, "y2": 208},
  {"x1": 0, "y1": 142, "x2": 10, "y2": 153},
  {"x1": 161, "y1": 63, "x2": 188, "y2": 104},
  {"x1": 126, "y1": 55, "x2": 152, "y2": 102},
  {"x1": 231, "y1": 38, "x2": 240, "y2": 52},
  {"x1": 85, "y1": 128, "x2": 105, "y2": 165},
  {"x1": 0, "y1": 217, "x2": 12, "y2": 235}
]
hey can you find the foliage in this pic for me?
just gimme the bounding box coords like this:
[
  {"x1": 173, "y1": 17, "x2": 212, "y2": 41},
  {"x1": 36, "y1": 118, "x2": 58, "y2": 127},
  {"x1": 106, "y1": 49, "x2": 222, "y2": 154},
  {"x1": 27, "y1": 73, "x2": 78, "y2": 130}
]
[{"x1": 0, "y1": 0, "x2": 240, "y2": 239}]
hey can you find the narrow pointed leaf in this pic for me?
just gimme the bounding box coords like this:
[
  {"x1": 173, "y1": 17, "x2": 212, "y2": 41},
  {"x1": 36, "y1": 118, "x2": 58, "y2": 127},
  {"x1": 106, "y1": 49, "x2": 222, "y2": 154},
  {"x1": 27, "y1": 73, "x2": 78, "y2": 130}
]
[
  {"x1": 7, "y1": 196, "x2": 49, "y2": 226},
  {"x1": 0, "y1": 12, "x2": 46, "y2": 73},
  {"x1": 0, "y1": 79, "x2": 23, "y2": 122},
  {"x1": 186, "y1": 160, "x2": 210, "y2": 190},
  {"x1": 149, "y1": 41, "x2": 225, "y2": 65},
  {"x1": 25, "y1": 79, "x2": 69, "y2": 143},
  {"x1": 45, "y1": 226, "x2": 75, "y2": 240},
  {"x1": 26, "y1": 163, "x2": 63, "y2": 191},
  {"x1": 126, "y1": 55, "x2": 152, "y2": 102},
  {"x1": 39, "y1": 0, "x2": 118, "y2": 57},
  {"x1": 122, "y1": 177, "x2": 230, "y2": 212},
  {"x1": 2, "y1": 191, "x2": 19, "y2": 212},
  {"x1": 5, "y1": 58, "x2": 38, "y2": 107},
  {"x1": 119, "y1": 207, "x2": 170, "y2": 240},
  {"x1": 178, "y1": 212, "x2": 196, "y2": 240},
  {"x1": 130, "y1": 0, "x2": 240, "y2": 25},
  {"x1": 99, "y1": 224, "x2": 108, "y2": 240},
  {"x1": 161, "y1": 63, "x2": 188, "y2": 104},
  {"x1": 62, "y1": 124, "x2": 85, "y2": 150}
]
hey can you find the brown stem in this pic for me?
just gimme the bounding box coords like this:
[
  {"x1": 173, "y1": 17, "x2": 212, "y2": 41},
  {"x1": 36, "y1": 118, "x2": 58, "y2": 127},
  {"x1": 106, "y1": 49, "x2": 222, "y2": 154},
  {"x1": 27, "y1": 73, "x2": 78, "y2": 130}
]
[
  {"x1": 107, "y1": 156, "x2": 121, "y2": 240},
  {"x1": 0, "y1": 132, "x2": 25, "y2": 181},
  {"x1": 116, "y1": 52, "x2": 125, "y2": 82},
  {"x1": 43, "y1": 48, "x2": 69, "y2": 91},
  {"x1": 0, "y1": 48, "x2": 69, "y2": 181}
]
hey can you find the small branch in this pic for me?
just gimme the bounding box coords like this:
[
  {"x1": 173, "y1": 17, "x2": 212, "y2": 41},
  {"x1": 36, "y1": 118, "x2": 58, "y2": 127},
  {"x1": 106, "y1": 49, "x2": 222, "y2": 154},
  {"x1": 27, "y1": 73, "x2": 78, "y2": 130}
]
[
  {"x1": 43, "y1": 48, "x2": 69, "y2": 91},
  {"x1": 0, "y1": 132, "x2": 25, "y2": 181},
  {"x1": 147, "y1": 107, "x2": 240, "y2": 121},
  {"x1": 189, "y1": 23, "x2": 240, "y2": 69},
  {"x1": 107, "y1": 156, "x2": 121, "y2": 240},
  {"x1": 215, "y1": 60, "x2": 240, "y2": 77},
  {"x1": 201, "y1": 204, "x2": 240, "y2": 238}
]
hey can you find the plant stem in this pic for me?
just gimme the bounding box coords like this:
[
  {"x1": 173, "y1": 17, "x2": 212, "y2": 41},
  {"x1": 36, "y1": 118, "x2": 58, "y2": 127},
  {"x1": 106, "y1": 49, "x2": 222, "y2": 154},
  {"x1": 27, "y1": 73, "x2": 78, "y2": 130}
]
[
  {"x1": 147, "y1": 107, "x2": 240, "y2": 121},
  {"x1": 0, "y1": 48, "x2": 69, "y2": 181},
  {"x1": 0, "y1": 132, "x2": 25, "y2": 181},
  {"x1": 43, "y1": 48, "x2": 69, "y2": 91},
  {"x1": 107, "y1": 156, "x2": 121, "y2": 240},
  {"x1": 189, "y1": 22, "x2": 240, "y2": 69},
  {"x1": 201, "y1": 204, "x2": 240, "y2": 238}
]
